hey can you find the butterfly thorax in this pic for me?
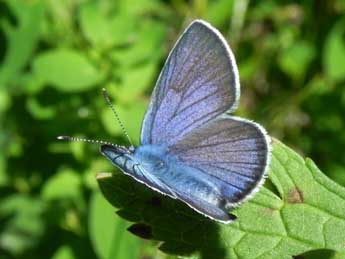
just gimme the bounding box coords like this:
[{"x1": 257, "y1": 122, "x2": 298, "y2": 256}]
[{"x1": 100, "y1": 144, "x2": 225, "y2": 206}]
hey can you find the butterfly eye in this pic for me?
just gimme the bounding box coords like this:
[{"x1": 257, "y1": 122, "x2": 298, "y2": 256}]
[{"x1": 155, "y1": 161, "x2": 165, "y2": 169}]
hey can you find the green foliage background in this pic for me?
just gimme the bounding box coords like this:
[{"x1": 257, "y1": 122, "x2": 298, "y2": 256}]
[{"x1": 0, "y1": 0, "x2": 345, "y2": 258}]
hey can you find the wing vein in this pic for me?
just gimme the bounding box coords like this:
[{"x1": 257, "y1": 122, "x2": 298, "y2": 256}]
[
  {"x1": 177, "y1": 136, "x2": 263, "y2": 152},
  {"x1": 195, "y1": 166, "x2": 246, "y2": 191},
  {"x1": 199, "y1": 163, "x2": 259, "y2": 181},
  {"x1": 167, "y1": 88, "x2": 228, "y2": 125},
  {"x1": 171, "y1": 107, "x2": 225, "y2": 141}
]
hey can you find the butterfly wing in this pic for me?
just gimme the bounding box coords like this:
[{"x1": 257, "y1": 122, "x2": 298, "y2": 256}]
[
  {"x1": 141, "y1": 20, "x2": 239, "y2": 146},
  {"x1": 137, "y1": 19, "x2": 270, "y2": 221},
  {"x1": 169, "y1": 115, "x2": 270, "y2": 206}
]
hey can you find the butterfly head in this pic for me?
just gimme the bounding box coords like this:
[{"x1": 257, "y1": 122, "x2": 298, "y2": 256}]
[
  {"x1": 101, "y1": 144, "x2": 169, "y2": 174},
  {"x1": 100, "y1": 144, "x2": 133, "y2": 159},
  {"x1": 100, "y1": 144, "x2": 141, "y2": 176}
]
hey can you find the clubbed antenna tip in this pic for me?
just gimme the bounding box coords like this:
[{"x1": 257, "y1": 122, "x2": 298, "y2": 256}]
[
  {"x1": 57, "y1": 136, "x2": 71, "y2": 141},
  {"x1": 56, "y1": 135, "x2": 117, "y2": 147}
]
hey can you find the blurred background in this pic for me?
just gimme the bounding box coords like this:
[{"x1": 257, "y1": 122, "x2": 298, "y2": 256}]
[{"x1": 0, "y1": 0, "x2": 345, "y2": 258}]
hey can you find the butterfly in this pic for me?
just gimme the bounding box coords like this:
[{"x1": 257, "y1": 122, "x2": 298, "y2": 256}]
[{"x1": 60, "y1": 20, "x2": 270, "y2": 224}]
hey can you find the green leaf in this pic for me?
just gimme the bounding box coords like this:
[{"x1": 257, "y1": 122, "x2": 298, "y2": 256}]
[
  {"x1": 79, "y1": 2, "x2": 113, "y2": 47},
  {"x1": 323, "y1": 19, "x2": 345, "y2": 82},
  {"x1": 26, "y1": 97, "x2": 56, "y2": 120},
  {"x1": 117, "y1": 0, "x2": 162, "y2": 16},
  {"x1": 0, "y1": 0, "x2": 44, "y2": 86},
  {"x1": 88, "y1": 191, "x2": 142, "y2": 259},
  {"x1": 51, "y1": 246, "x2": 75, "y2": 259},
  {"x1": 79, "y1": 2, "x2": 135, "y2": 48},
  {"x1": 42, "y1": 169, "x2": 82, "y2": 200},
  {"x1": 97, "y1": 139, "x2": 345, "y2": 259},
  {"x1": 206, "y1": 0, "x2": 235, "y2": 27},
  {"x1": 279, "y1": 40, "x2": 315, "y2": 81},
  {"x1": 0, "y1": 89, "x2": 11, "y2": 113},
  {"x1": 114, "y1": 63, "x2": 157, "y2": 103},
  {"x1": 32, "y1": 49, "x2": 104, "y2": 92},
  {"x1": 110, "y1": 21, "x2": 166, "y2": 67},
  {"x1": 0, "y1": 195, "x2": 45, "y2": 255},
  {"x1": 101, "y1": 100, "x2": 147, "y2": 145},
  {"x1": 332, "y1": 251, "x2": 345, "y2": 259},
  {"x1": 0, "y1": 154, "x2": 8, "y2": 186}
]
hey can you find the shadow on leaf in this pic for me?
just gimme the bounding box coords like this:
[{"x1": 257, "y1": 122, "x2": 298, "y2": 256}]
[{"x1": 97, "y1": 171, "x2": 227, "y2": 258}]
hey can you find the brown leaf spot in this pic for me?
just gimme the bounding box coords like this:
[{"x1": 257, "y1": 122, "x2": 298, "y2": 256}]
[
  {"x1": 262, "y1": 207, "x2": 276, "y2": 216},
  {"x1": 287, "y1": 188, "x2": 304, "y2": 204}
]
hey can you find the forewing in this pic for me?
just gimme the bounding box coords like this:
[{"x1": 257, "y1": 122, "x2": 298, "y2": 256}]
[
  {"x1": 141, "y1": 20, "x2": 239, "y2": 146},
  {"x1": 169, "y1": 115, "x2": 270, "y2": 205}
]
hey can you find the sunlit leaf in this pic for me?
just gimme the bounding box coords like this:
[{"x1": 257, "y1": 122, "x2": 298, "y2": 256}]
[
  {"x1": 89, "y1": 191, "x2": 142, "y2": 259},
  {"x1": 279, "y1": 40, "x2": 315, "y2": 81},
  {"x1": 51, "y1": 246, "x2": 75, "y2": 259},
  {"x1": 26, "y1": 97, "x2": 56, "y2": 120},
  {"x1": 110, "y1": 21, "x2": 166, "y2": 67},
  {"x1": 323, "y1": 19, "x2": 345, "y2": 82},
  {"x1": 79, "y1": 2, "x2": 135, "y2": 48},
  {"x1": 0, "y1": 0, "x2": 44, "y2": 86},
  {"x1": 0, "y1": 89, "x2": 11, "y2": 113},
  {"x1": 33, "y1": 49, "x2": 104, "y2": 92},
  {"x1": 206, "y1": 0, "x2": 234, "y2": 27},
  {"x1": 0, "y1": 155, "x2": 7, "y2": 186},
  {"x1": 115, "y1": 63, "x2": 157, "y2": 103},
  {"x1": 117, "y1": 0, "x2": 162, "y2": 16},
  {"x1": 0, "y1": 195, "x2": 45, "y2": 255},
  {"x1": 42, "y1": 169, "x2": 82, "y2": 200}
]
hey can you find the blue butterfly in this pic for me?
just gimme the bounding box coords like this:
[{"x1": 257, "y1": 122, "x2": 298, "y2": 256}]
[{"x1": 60, "y1": 20, "x2": 270, "y2": 224}]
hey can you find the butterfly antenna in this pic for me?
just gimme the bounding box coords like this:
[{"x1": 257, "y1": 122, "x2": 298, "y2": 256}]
[
  {"x1": 57, "y1": 136, "x2": 118, "y2": 147},
  {"x1": 101, "y1": 88, "x2": 134, "y2": 147}
]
